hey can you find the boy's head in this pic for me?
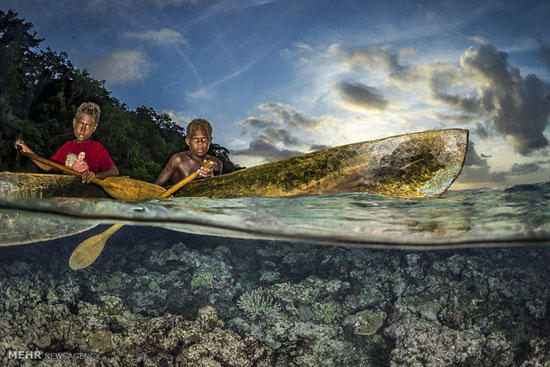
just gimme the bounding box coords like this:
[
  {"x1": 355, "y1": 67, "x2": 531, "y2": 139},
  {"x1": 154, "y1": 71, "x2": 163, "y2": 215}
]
[
  {"x1": 74, "y1": 102, "x2": 101, "y2": 124},
  {"x1": 185, "y1": 118, "x2": 212, "y2": 158},
  {"x1": 73, "y1": 102, "x2": 101, "y2": 143}
]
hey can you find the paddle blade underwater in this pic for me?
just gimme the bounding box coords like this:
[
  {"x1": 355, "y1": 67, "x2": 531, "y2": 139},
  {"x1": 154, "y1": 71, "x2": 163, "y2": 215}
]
[{"x1": 68, "y1": 162, "x2": 213, "y2": 270}]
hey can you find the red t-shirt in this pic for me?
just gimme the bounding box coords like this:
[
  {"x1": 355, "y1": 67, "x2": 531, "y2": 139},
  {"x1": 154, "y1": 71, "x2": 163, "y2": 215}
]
[{"x1": 51, "y1": 140, "x2": 115, "y2": 173}]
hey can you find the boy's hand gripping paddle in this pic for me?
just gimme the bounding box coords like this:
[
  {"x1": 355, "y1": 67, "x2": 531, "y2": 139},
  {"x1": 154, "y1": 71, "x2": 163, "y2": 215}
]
[{"x1": 18, "y1": 150, "x2": 166, "y2": 200}]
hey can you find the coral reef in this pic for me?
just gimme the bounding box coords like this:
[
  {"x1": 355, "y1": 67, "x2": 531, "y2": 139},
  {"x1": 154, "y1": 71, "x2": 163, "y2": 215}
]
[
  {"x1": 237, "y1": 287, "x2": 281, "y2": 319},
  {"x1": 1, "y1": 227, "x2": 549, "y2": 366},
  {"x1": 343, "y1": 309, "x2": 383, "y2": 335},
  {"x1": 0, "y1": 270, "x2": 270, "y2": 367}
]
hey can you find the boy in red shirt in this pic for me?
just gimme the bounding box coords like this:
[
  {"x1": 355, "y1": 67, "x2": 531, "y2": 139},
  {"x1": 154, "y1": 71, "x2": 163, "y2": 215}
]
[{"x1": 15, "y1": 102, "x2": 119, "y2": 183}]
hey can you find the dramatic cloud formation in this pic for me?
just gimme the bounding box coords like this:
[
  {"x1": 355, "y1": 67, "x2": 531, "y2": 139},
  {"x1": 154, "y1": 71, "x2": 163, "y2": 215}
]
[
  {"x1": 88, "y1": 50, "x2": 151, "y2": 85},
  {"x1": 459, "y1": 41, "x2": 550, "y2": 154},
  {"x1": 5, "y1": 0, "x2": 548, "y2": 186},
  {"x1": 124, "y1": 28, "x2": 187, "y2": 44},
  {"x1": 353, "y1": 41, "x2": 550, "y2": 155},
  {"x1": 235, "y1": 103, "x2": 339, "y2": 162},
  {"x1": 336, "y1": 82, "x2": 388, "y2": 112}
]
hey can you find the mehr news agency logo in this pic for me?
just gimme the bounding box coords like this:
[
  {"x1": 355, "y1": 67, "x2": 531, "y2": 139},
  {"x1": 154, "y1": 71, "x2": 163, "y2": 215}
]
[{"x1": 8, "y1": 350, "x2": 99, "y2": 360}]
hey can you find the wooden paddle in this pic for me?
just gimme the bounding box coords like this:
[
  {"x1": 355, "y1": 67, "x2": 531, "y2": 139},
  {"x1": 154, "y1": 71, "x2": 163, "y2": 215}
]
[
  {"x1": 68, "y1": 161, "x2": 213, "y2": 270},
  {"x1": 19, "y1": 150, "x2": 166, "y2": 200}
]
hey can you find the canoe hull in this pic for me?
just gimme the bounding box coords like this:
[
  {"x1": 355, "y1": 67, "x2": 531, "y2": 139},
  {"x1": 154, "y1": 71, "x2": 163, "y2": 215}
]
[
  {"x1": 176, "y1": 128, "x2": 468, "y2": 198},
  {"x1": 0, "y1": 129, "x2": 468, "y2": 200},
  {"x1": 0, "y1": 172, "x2": 107, "y2": 200}
]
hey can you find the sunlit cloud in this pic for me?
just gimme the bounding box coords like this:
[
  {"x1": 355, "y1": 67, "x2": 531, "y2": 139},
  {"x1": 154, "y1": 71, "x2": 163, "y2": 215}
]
[
  {"x1": 87, "y1": 50, "x2": 151, "y2": 85},
  {"x1": 357, "y1": 41, "x2": 550, "y2": 155},
  {"x1": 346, "y1": 45, "x2": 406, "y2": 74},
  {"x1": 124, "y1": 28, "x2": 187, "y2": 44},
  {"x1": 281, "y1": 38, "x2": 549, "y2": 186}
]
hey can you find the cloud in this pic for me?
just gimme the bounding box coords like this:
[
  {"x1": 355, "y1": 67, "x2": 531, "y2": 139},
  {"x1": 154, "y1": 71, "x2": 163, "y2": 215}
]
[
  {"x1": 88, "y1": 50, "x2": 150, "y2": 85},
  {"x1": 232, "y1": 138, "x2": 302, "y2": 162},
  {"x1": 457, "y1": 141, "x2": 507, "y2": 184},
  {"x1": 186, "y1": 45, "x2": 275, "y2": 101},
  {"x1": 463, "y1": 141, "x2": 488, "y2": 167},
  {"x1": 235, "y1": 102, "x2": 340, "y2": 162},
  {"x1": 259, "y1": 127, "x2": 299, "y2": 146},
  {"x1": 310, "y1": 144, "x2": 330, "y2": 151},
  {"x1": 384, "y1": 41, "x2": 550, "y2": 155},
  {"x1": 431, "y1": 112, "x2": 477, "y2": 124},
  {"x1": 240, "y1": 103, "x2": 330, "y2": 131},
  {"x1": 537, "y1": 38, "x2": 550, "y2": 69},
  {"x1": 508, "y1": 162, "x2": 541, "y2": 176},
  {"x1": 472, "y1": 122, "x2": 490, "y2": 139},
  {"x1": 346, "y1": 45, "x2": 405, "y2": 74},
  {"x1": 124, "y1": 28, "x2": 187, "y2": 44},
  {"x1": 336, "y1": 82, "x2": 388, "y2": 112},
  {"x1": 460, "y1": 42, "x2": 550, "y2": 154},
  {"x1": 162, "y1": 109, "x2": 191, "y2": 126}
]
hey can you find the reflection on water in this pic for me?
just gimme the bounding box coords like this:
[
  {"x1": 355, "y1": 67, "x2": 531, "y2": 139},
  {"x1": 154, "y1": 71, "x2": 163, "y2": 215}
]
[{"x1": 1, "y1": 182, "x2": 549, "y2": 248}]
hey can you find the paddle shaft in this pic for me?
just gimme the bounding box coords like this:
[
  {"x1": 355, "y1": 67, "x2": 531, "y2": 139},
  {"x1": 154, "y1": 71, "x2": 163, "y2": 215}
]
[
  {"x1": 19, "y1": 150, "x2": 167, "y2": 200},
  {"x1": 19, "y1": 150, "x2": 103, "y2": 184},
  {"x1": 160, "y1": 161, "x2": 212, "y2": 199}
]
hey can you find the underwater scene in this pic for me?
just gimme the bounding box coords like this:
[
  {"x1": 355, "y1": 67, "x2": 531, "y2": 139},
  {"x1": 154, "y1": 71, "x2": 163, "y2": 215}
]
[{"x1": 1, "y1": 182, "x2": 549, "y2": 366}]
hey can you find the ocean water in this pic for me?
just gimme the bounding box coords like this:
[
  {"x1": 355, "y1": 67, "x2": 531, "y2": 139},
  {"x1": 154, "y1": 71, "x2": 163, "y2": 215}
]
[
  {"x1": 0, "y1": 182, "x2": 549, "y2": 366},
  {"x1": 2, "y1": 181, "x2": 549, "y2": 248}
]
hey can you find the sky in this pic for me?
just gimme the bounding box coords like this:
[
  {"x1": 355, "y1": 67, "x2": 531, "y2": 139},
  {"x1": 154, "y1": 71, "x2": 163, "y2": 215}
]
[{"x1": 2, "y1": 0, "x2": 550, "y2": 189}]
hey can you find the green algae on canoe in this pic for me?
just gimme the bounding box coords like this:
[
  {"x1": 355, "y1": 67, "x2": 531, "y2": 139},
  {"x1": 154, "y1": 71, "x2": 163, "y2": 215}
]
[
  {"x1": 0, "y1": 128, "x2": 468, "y2": 200},
  {"x1": 175, "y1": 128, "x2": 468, "y2": 198},
  {"x1": 0, "y1": 172, "x2": 108, "y2": 200}
]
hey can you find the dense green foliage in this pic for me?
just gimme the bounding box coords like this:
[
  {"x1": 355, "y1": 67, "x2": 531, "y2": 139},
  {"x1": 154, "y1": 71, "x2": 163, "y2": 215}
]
[{"x1": 0, "y1": 10, "x2": 242, "y2": 182}]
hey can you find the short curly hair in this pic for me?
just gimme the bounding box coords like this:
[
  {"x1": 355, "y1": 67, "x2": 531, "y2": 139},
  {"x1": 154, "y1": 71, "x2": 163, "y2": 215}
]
[
  {"x1": 186, "y1": 118, "x2": 212, "y2": 138},
  {"x1": 74, "y1": 102, "x2": 101, "y2": 125}
]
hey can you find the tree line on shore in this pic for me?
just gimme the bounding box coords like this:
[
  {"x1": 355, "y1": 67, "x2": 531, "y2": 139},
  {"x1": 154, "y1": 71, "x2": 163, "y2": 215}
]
[{"x1": 0, "y1": 10, "x2": 242, "y2": 183}]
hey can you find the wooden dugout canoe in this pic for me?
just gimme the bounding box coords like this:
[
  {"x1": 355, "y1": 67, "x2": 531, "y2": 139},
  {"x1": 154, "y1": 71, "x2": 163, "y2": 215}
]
[
  {"x1": 0, "y1": 128, "x2": 468, "y2": 200},
  {"x1": 177, "y1": 128, "x2": 468, "y2": 198}
]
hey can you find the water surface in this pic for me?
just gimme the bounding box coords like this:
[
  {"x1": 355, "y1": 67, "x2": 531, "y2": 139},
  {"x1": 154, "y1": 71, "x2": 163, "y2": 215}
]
[{"x1": 1, "y1": 182, "x2": 549, "y2": 248}]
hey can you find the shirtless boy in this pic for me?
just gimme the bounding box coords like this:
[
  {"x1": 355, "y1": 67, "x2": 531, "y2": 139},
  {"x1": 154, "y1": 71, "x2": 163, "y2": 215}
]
[{"x1": 154, "y1": 118, "x2": 223, "y2": 185}]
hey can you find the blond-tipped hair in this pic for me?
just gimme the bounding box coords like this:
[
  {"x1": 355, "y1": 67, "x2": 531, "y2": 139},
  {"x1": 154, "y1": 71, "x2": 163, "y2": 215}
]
[{"x1": 74, "y1": 102, "x2": 101, "y2": 125}]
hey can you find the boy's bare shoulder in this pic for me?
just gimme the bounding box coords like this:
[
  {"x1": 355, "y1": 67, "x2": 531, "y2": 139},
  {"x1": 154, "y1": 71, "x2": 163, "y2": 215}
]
[{"x1": 171, "y1": 151, "x2": 193, "y2": 161}]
